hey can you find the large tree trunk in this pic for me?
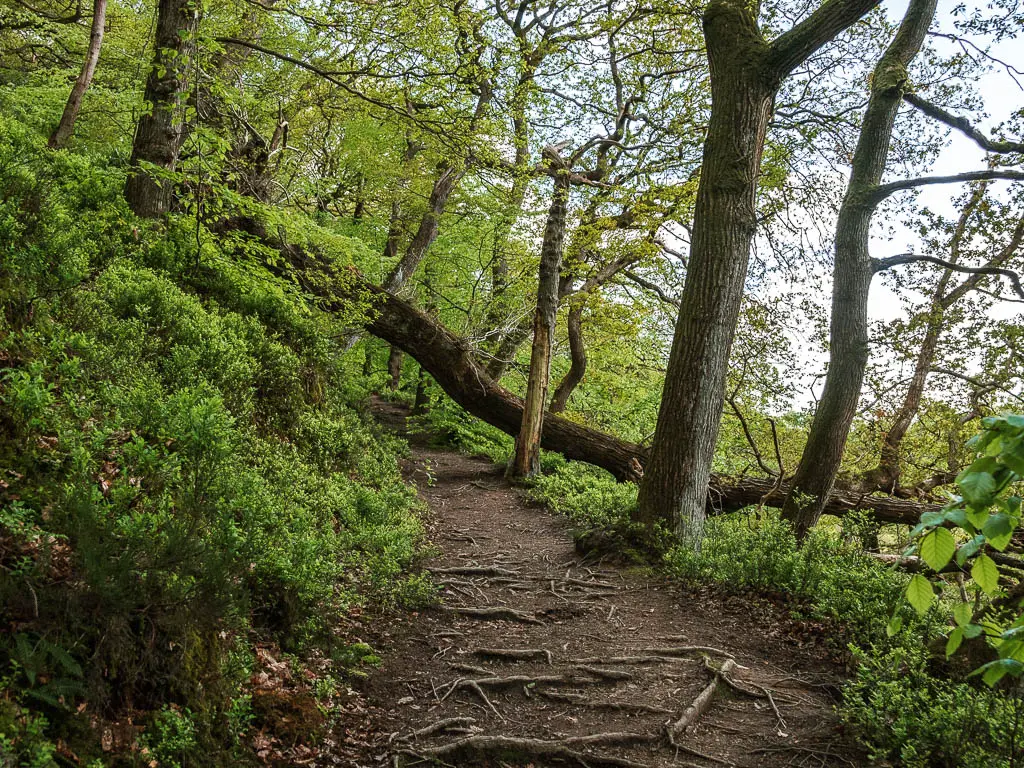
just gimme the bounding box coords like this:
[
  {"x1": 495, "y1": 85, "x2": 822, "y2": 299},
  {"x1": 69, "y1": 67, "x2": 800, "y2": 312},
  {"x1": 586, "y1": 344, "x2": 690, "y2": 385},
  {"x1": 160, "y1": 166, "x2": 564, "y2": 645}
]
[
  {"x1": 48, "y1": 0, "x2": 107, "y2": 149},
  {"x1": 549, "y1": 302, "x2": 586, "y2": 413},
  {"x1": 633, "y1": 2, "x2": 776, "y2": 547},
  {"x1": 782, "y1": 0, "x2": 942, "y2": 539},
  {"x1": 124, "y1": 0, "x2": 198, "y2": 218},
  {"x1": 509, "y1": 171, "x2": 571, "y2": 478},
  {"x1": 634, "y1": 0, "x2": 886, "y2": 548}
]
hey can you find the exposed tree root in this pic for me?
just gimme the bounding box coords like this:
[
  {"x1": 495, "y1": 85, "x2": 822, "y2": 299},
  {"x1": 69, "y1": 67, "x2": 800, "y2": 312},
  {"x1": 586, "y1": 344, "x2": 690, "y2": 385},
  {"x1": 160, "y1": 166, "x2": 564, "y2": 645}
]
[
  {"x1": 473, "y1": 647, "x2": 554, "y2": 664},
  {"x1": 430, "y1": 566, "x2": 520, "y2": 577},
  {"x1": 397, "y1": 717, "x2": 477, "y2": 742},
  {"x1": 573, "y1": 655, "x2": 697, "y2": 666},
  {"x1": 573, "y1": 665, "x2": 634, "y2": 681},
  {"x1": 538, "y1": 690, "x2": 674, "y2": 714},
  {"x1": 445, "y1": 606, "x2": 544, "y2": 625},
  {"x1": 648, "y1": 645, "x2": 736, "y2": 659},
  {"x1": 401, "y1": 734, "x2": 654, "y2": 768}
]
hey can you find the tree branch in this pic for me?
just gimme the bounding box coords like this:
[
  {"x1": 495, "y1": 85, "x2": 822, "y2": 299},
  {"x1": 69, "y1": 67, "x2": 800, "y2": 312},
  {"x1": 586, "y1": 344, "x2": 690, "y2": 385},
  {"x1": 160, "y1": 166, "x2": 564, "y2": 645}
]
[
  {"x1": 620, "y1": 270, "x2": 680, "y2": 307},
  {"x1": 868, "y1": 169, "x2": 1024, "y2": 204},
  {"x1": 871, "y1": 253, "x2": 1024, "y2": 298},
  {"x1": 903, "y1": 93, "x2": 1024, "y2": 154},
  {"x1": 767, "y1": 0, "x2": 883, "y2": 77}
]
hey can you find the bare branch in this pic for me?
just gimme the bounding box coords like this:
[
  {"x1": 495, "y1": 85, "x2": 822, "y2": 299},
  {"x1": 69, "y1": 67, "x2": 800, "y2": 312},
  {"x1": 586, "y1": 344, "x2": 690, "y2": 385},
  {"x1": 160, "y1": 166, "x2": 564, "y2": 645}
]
[
  {"x1": 903, "y1": 93, "x2": 1024, "y2": 154},
  {"x1": 868, "y1": 169, "x2": 1024, "y2": 204},
  {"x1": 872, "y1": 253, "x2": 1024, "y2": 298}
]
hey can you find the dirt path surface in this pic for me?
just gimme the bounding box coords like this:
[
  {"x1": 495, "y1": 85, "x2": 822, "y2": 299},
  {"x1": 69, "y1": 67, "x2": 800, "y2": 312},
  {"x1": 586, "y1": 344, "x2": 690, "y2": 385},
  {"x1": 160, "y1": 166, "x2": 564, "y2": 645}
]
[{"x1": 346, "y1": 400, "x2": 862, "y2": 768}]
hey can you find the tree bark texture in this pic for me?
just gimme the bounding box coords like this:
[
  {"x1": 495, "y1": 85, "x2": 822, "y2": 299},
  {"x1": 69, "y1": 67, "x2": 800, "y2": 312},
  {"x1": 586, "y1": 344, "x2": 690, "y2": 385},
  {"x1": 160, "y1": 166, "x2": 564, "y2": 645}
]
[
  {"x1": 633, "y1": 1, "x2": 776, "y2": 547},
  {"x1": 124, "y1": 0, "x2": 198, "y2": 218},
  {"x1": 781, "y1": 0, "x2": 938, "y2": 539},
  {"x1": 48, "y1": 0, "x2": 108, "y2": 149},
  {"x1": 509, "y1": 171, "x2": 570, "y2": 478}
]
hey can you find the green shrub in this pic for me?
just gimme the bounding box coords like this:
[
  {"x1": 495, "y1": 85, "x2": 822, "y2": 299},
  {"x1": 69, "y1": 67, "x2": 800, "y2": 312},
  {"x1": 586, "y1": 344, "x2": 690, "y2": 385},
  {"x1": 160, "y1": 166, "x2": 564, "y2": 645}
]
[
  {"x1": 0, "y1": 113, "x2": 425, "y2": 764},
  {"x1": 843, "y1": 646, "x2": 1022, "y2": 767}
]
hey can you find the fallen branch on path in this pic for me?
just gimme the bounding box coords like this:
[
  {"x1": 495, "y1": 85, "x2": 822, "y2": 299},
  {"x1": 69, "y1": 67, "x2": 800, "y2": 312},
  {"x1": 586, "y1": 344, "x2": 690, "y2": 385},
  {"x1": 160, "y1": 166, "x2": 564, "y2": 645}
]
[{"x1": 668, "y1": 658, "x2": 738, "y2": 742}]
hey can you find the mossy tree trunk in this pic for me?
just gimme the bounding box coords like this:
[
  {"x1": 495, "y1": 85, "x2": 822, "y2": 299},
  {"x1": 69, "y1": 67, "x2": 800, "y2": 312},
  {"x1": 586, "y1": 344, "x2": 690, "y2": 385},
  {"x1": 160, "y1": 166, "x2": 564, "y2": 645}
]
[{"x1": 124, "y1": 0, "x2": 199, "y2": 218}]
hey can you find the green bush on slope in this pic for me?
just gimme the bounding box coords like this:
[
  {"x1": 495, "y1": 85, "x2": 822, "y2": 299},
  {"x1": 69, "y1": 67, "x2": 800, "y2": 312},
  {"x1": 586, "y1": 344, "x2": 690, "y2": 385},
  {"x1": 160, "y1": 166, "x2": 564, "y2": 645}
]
[{"x1": 0, "y1": 115, "x2": 426, "y2": 764}]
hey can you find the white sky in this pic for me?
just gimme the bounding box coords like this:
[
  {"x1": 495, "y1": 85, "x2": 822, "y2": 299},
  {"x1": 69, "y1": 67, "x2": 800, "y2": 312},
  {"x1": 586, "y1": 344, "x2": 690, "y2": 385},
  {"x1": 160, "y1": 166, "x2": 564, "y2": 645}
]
[{"x1": 868, "y1": 0, "x2": 1024, "y2": 323}]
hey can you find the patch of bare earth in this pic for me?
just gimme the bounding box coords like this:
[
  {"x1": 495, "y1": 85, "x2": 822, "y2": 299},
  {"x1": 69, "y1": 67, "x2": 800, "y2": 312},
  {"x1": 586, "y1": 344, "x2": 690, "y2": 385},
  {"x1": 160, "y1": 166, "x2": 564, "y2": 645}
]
[{"x1": 340, "y1": 400, "x2": 863, "y2": 768}]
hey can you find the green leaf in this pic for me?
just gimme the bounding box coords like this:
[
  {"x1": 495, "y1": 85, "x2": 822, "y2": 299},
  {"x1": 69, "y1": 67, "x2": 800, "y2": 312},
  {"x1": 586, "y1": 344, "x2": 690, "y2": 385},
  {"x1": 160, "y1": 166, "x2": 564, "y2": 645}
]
[
  {"x1": 919, "y1": 510, "x2": 945, "y2": 527},
  {"x1": 959, "y1": 470, "x2": 997, "y2": 508},
  {"x1": 963, "y1": 624, "x2": 984, "y2": 639},
  {"x1": 982, "y1": 513, "x2": 1015, "y2": 551},
  {"x1": 946, "y1": 627, "x2": 964, "y2": 657},
  {"x1": 953, "y1": 603, "x2": 973, "y2": 627},
  {"x1": 966, "y1": 508, "x2": 989, "y2": 529},
  {"x1": 943, "y1": 507, "x2": 968, "y2": 528},
  {"x1": 886, "y1": 616, "x2": 903, "y2": 637},
  {"x1": 905, "y1": 574, "x2": 934, "y2": 616},
  {"x1": 976, "y1": 658, "x2": 1024, "y2": 687},
  {"x1": 956, "y1": 535, "x2": 986, "y2": 566},
  {"x1": 971, "y1": 554, "x2": 1000, "y2": 595},
  {"x1": 920, "y1": 528, "x2": 956, "y2": 571}
]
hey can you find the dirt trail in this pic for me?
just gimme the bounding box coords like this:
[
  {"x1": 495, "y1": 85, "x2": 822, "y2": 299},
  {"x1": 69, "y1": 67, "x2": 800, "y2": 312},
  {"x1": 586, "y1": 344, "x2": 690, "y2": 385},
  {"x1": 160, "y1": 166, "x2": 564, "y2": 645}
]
[{"x1": 347, "y1": 400, "x2": 862, "y2": 767}]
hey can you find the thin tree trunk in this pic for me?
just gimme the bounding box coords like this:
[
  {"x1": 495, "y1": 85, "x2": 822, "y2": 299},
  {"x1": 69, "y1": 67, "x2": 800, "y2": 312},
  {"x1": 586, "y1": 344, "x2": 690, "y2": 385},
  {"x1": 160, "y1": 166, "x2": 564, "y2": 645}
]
[
  {"x1": 781, "y1": 0, "x2": 938, "y2": 539},
  {"x1": 387, "y1": 346, "x2": 403, "y2": 390},
  {"x1": 508, "y1": 171, "x2": 570, "y2": 479},
  {"x1": 382, "y1": 163, "x2": 462, "y2": 293},
  {"x1": 549, "y1": 302, "x2": 586, "y2": 413},
  {"x1": 124, "y1": 0, "x2": 199, "y2": 218},
  {"x1": 48, "y1": 0, "x2": 107, "y2": 149},
  {"x1": 413, "y1": 366, "x2": 430, "y2": 413}
]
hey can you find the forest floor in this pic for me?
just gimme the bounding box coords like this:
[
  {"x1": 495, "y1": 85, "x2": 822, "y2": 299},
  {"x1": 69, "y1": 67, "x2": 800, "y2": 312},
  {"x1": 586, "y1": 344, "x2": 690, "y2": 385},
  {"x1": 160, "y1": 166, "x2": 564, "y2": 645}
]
[{"x1": 334, "y1": 399, "x2": 865, "y2": 768}]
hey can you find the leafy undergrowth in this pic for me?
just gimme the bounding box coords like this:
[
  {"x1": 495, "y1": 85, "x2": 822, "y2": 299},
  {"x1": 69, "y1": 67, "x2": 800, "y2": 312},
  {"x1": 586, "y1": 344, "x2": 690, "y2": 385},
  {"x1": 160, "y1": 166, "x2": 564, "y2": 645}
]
[
  {"x1": 0, "y1": 116, "x2": 430, "y2": 765},
  {"x1": 523, "y1": 456, "x2": 1023, "y2": 765}
]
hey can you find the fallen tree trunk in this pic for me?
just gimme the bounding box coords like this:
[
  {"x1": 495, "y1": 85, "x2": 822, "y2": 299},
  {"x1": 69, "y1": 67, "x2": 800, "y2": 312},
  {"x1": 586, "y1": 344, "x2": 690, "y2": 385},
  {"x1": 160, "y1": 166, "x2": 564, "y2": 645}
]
[{"x1": 237, "y1": 218, "x2": 938, "y2": 526}]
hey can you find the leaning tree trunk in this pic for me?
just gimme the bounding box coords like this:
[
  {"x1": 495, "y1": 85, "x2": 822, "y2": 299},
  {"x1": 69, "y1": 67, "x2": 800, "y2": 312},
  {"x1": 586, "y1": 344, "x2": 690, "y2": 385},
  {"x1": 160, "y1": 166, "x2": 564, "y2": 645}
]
[
  {"x1": 124, "y1": 0, "x2": 199, "y2": 218},
  {"x1": 226, "y1": 210, "x2": 940, "y2": 527},
  {"x1": 509, "y1": 171, "x2": 570, "y2": 479},
  {"x1": 549, "y1": 301, "x2": 586, "y2": 413},
  {"x1": 48, "y1": 0, "x2": 108, "y2": 149},
  {"x1": 782, "y1": 0, "x2": 940, "y2": 540}
]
